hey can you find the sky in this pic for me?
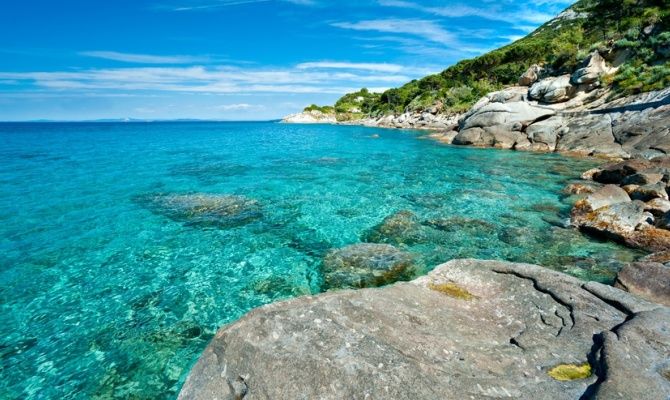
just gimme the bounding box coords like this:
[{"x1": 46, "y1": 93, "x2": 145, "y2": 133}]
[{"x1": 0, "y1": 0, "x2": 574, "y2": 121}]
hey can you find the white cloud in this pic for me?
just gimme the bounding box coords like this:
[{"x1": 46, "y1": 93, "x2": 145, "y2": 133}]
[
  {"x1": 331, "y1": 19, "x2": 455, "y2": 45},
  {"x1": 0, "y1": 63, "x2": 415, "y2": 95},
  {"x1": 378, "y1": 0, "x2": 556, "y2": 25},
  {"x1": 81, "y1": 51, "x2": 210, "y2": 64},
  {"x1": 296, "y1": 61, "x2": 404, "y2": 73},
  {"x1": 216, "y1": 103, "x2": 262, "y2": 110},
  {"x1": 169, "y1": 0, "x2": 314, "y2": 11}
]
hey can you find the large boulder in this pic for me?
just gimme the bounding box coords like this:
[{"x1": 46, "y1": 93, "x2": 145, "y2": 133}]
[
  {"x1": 609, "y1": 90, "x2": 670, "y2": 157},
  {"x1": 519, "y1": 64, "x2": 545, "y2": 86},
  {"x1": 460, "y1": 101, "x2": 555, "y2": 131},
  {"x1": 593, "y1": 159, "x2": 655, "y2": 184},
  {"x1": 137, "y1": 193, "x2": 262, "y2": 228},
  {"x1": 321, "y1": 243, "x2": 415, "y2": 289},
  {"x1": 576, "y1": 184, "x2": 631, "y2": 212},
  {"x1": 572, "y1": 200, "x2": 651, "y2": 237},
  {"x1": 629, "y1": 183, "x2": 669, "y2": 201},
  {"x1": 616, "y1": 261, "x2": 670, "y2": 306},
  {"x1": 179, "y1": 260, "x2": 670, "y2": 400},
  {"x1": 555, "y1": 113, "x2": 628, "y2": 157},
  {"x1": 571, "y1": 51, "x2": 610, "y2": 85},
  {"x1": 525, "y1": 116, "x2": 565, "y2": 152},
  {"x1": 529, "y1": 75, "x2": 575, "y2": 103},
  {"x1": 452, "y1": 127, "x2": 494, "y2": 147}
]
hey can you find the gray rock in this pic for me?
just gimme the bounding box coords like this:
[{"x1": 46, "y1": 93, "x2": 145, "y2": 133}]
[
  {"x1": 621, "y1": 171, "x2": 664, "y2": 186},
  {"x1": 615, "y1": 262, "x2": 670, "y2": 306},
  {"x1": 645, "y1": 198, "x2": 670, "y2": 217},
  {"x1": 460, "y1": 101, "x2": 555, "y2": 131},
  {"x1": 591, "y1": 308, "x2": 670, "y2": 399},
  {"x1": 452, "y1": 127, "x2": 494, "y2": 146},
  {"x1": 489, "y1": 87, "x2": 528, "y2": 103},
  {"x1": 593, "y1": 159, "x2": 654, "y2": 184},
  {"x1": 563, "y1": 181, "x2": 604, "y2": 195},
  {"x1": 612, "y1": 102, "x2": 670, "y2": 157},
  {"x1": 526, "y1": 116, "x2": 564, "y2": 152},
  {"x1": 571, "y1": 51, "x2": 609, "y2": 85},
  {"x1": 321, "y1": 243, "x2": 415, "y2": 289},
  {"x1": 580, "y1": 185, "x2": 631, "y2": 211},
  {"x1": 519, "y1": 64, "x2": 545, "y2": 86},
  {"x1": 630, "y1": 182, "x2": 669, "y2": 201},
  {"x1": 179, "y1": 260, "x2": 670, "y2": 400},
  {"x1": 572, "y1": 200, "x2": 651, "y2": 239},
  {"x1": 641, "y1": 251, "x2": 670, "y2": 264},
  {"x1": 555, "y1": 113, "x2": 626, "y2": 157},
  {"x1": 529, "y1": 75, "x2": 575, "y2": 103}
]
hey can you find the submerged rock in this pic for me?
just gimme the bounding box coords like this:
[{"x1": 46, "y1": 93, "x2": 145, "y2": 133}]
[
  {"x1": 138, "y1": 193, "x2": 262, "y2": 228},
  {"x1": 424, "y1": 216, "x2": 496, "y2": 234},
  {"x1": 321, "y1": 243, "x2": 415, "y2": 289},
  {"x1": 179, "y1": 259, "x2": 670, "y2": 400},
  {"x1": 361, "y1": 210, "x2": 427, "y2": 245}
]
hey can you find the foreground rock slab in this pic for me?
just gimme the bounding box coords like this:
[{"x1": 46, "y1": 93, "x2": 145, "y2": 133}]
[{"x1": 178, "y1": 260, "x2": 670, "y2": 400}]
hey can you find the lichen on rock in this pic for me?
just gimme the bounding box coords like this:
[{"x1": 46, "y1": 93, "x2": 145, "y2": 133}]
[{"x1": 547, "y1": 363, "x2": 592, "y2": 381}]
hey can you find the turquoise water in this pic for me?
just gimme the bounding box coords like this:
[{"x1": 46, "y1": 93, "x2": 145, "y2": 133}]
[{"x1": 0, "y1": 122, "x2": 643, "y2": 399}]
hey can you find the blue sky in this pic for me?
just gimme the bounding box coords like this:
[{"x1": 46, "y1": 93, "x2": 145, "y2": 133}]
[{"x1": 0, "y1": 0, "x2": 573, "y2": 121}]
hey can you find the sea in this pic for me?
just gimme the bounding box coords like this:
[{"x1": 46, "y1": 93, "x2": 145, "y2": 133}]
[{"x1": 0, "y1": 121, "x2": 643, "y2": 399}]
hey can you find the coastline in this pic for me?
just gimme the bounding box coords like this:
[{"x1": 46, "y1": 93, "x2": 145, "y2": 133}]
[{"x1": 181, "y1": 93, "x2": 670, "y2": 398}]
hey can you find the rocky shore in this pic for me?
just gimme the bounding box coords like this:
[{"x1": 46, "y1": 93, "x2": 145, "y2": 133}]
[
  {"x1": 284, "y1": 51, "x2": 670, "y2": 159},
  {"x1": 179, "y1": 259, "x2": 670, "y2": 399},
  {"x1": 199, "y1": 48, "x2": 670, "y2": 400}
]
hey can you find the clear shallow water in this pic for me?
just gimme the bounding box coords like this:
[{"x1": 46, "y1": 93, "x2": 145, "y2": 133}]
[{"x1": 0, "y1": 122, "x2": 644, "y2": 399}]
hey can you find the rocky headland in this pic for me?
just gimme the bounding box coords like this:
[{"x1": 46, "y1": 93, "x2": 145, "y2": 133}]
[
  {"x1": 285, "y1": 51, "x2": 670, "y2": 160},
  {"x1": 281, "y1": 109, "x2": 337, "y2": 124},
  {"x1": 179, "y1": 259, "x2": 670, "y2": 399}
]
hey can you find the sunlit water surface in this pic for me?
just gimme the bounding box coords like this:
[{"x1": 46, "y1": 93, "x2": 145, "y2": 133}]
[{"x1": 0, "y1": 122, "x2": 643, "y2": 399}]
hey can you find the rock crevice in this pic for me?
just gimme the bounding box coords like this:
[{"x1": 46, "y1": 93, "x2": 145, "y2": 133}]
[{"x1": 178, "y1": 259, "x2": 670, "y2": 400}]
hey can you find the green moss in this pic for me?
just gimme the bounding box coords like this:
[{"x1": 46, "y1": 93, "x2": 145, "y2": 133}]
[
  {"x1": 548, "y1": 363, "x2": 592, "y2": 381},
  {"x1": 428, "y1": 282, "x2": 477, "y2": 300}
]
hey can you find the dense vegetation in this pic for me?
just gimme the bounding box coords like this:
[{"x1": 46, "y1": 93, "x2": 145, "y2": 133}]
[
  {"x1": 321, "y1": 0, "x2": 670, "y2": 119},
  {"x1": 303, "y1": 104, "x2": 335, "y2": 114}
]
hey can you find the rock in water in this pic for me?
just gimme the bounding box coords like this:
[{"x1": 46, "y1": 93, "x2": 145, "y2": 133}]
[
  {"x1": 178, "y1": 260, "x2": 670, "y2": 400},
  {"x1": 138, "y1": 193, "x2": 262, "y2": 228},
  {"x1": 361, "y1": 210, "x2": 427, "y2": 245},
  {"x1": 321, "y1": 243, "x2": 415, "y2": 289}
]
